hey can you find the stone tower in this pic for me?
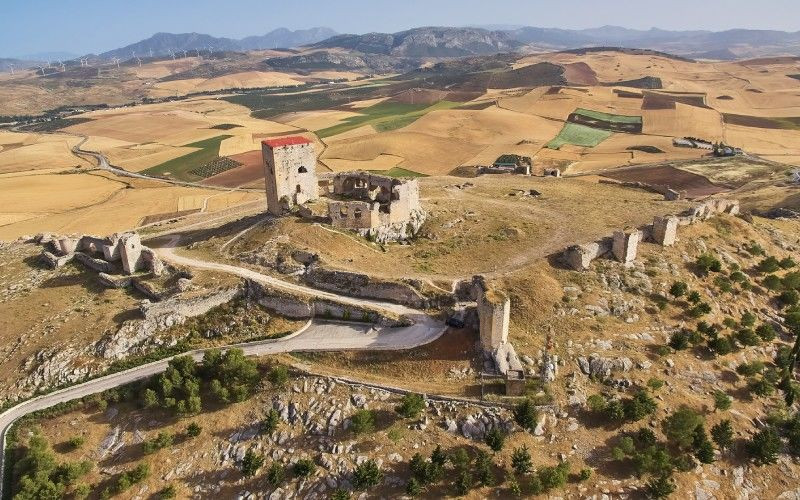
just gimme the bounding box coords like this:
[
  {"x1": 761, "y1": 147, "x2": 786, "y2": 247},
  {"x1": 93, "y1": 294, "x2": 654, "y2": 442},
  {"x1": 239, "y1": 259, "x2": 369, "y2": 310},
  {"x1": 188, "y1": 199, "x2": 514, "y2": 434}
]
[{"x1": 262, "y1": 136, "x2": 318, "y2": 215}]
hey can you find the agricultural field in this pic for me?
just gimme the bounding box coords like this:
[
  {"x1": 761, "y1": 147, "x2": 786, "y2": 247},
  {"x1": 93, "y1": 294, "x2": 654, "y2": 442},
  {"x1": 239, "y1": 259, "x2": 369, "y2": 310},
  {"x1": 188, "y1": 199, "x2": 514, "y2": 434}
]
[
  {"x1": 142, "y1": 135, "x2": 232, "y2": 182},
  {"x1": 546, "y1": 122, "x2": 613, "y2": 149}
]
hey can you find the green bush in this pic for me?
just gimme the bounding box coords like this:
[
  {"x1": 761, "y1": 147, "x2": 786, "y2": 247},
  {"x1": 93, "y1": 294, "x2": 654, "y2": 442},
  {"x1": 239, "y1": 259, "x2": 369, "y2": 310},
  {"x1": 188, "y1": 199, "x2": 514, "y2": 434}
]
[
  {"x1": 747, "y1": 426, "x2": 781, "y2": 465},
  {"x1": 474, "y1": 450, "x2": 495, "y2": 486},
  {"x1": 485, "y1": 427, "x2": 506, "y2": 452},
  {"x1": 293, "y1": 458, "x2": 316, "y2": 477},
  {"x1": 784, "y1": 272, "x2": 800, "y2": 290},
  {"x1": 713, "y1": 391, "x2": 732, "y2": 411},
  {"x1": 780, "y1": 257, "x2": 797, "y2": 269},
  {"x1": 780, "y1": 290, "x2": 800, "y2": 307},
  {"x1": 395, "y1": 393, "x2": 426, "y2": 419},
  {"x1": 143, "y1": 432, "x2": 174, "y2": 454},
  {"x1": 693, "y1": 425, "x2": 716, "y2": 464},
  {"x1": 741, "y1": 312, "x2": 757, "y2": 327},
  {"x1": 687, "y1": 290, "x2": 702, "y2": 304},
  {"x1": 66, "y1": 436, "x2": 85, "y2": 450},
  {"x1": 708, "y1": 336, "x2": 734, "y2": 356},
  {"x1": 513, "y1": 398, "x2": 539, "y2": 432},
  {"x1": 737, "y1": 361, "x2": 765, "y2": 376},
  {"x1": 268, "y1": 365, "x2": 289, "y2": 387},
  {"x1": 454, "y1": 470, "x2": 473, "y2": 496},
  {"x1": 186, "y1": 422, "x2": 202, "y2": 438},
  {"x1": 406, "y1": 478, "x2": 422, "y2": 496},
  {"x1": 241, "y1": 450, "x2": 264, "y2": 477},
  {"x1": 689, "y1": 302, "x2": 712, "y2": 318},
  {"x1": 696, "y1": 254, "x2": 722, "y2": 275},
  {"x1": 711, "y1": 420, "x2": 734, "y2": 450},
  {"x1": 352, "y1": 459, "x2": 383, "y2": 490},
  {"x1": 736, "y1": 328, "x2": 761, "y2": 347},
  {"x1": 730, "y1": 270, "x2": 748, "y2": 283},
  {"x1": 351, "y1": 409, "x2": 376, "y2": 435},
  {"x1": 756, "y1": 323, "x2": 776, "y2": 341},
  {"x1": 669, "y1": 330, "x2": 689, "y2": 350},
  {"x1": 757, "y1": 256, "x2": 781, "y2": 273},
  {"x1": 266, "y1": 462, "x2": 285, "y2": 486},
  {"x1": 646, "y1": 474, "x2": 676, "y2": 498},
  {"x1": 159, "y1": 485, "x2": 177, "y2": 499},
  {"x1": 511, "y1": 445, "x2": 532, "y2": 474},
  {"x1": 578, "y1": 468, "x2": 592, "y2": 481},
  {"x1": 647, "y1": 378, "x2": 665, "y2": 391},
  {"x1": 622, "y1": 390, "x2": 658, "y2": 422},
  {"x1": 763, "y1": 274, "x2": 784, "y2": 291},
  {"x1": 662, "y1": 407, "x2": 703, "y2": 449},
  {"x1": 669, "y1": 281, "x2": 688, "y2": 298},
  {"x1": 261, "y1": 408, "x2": 281, "y2": 435},
  {"x1": 746, "y1": 242, "x2": 765, "y2": 256},
  {"x1": 714, "y1": 276, "x2": 734, "y2": 293},
  {"x1": 748, "y1": 377, "x2": 776, "y2": 397},
  {"x1": 537, "y1": 461, "x2": 569, "y2": 491}
]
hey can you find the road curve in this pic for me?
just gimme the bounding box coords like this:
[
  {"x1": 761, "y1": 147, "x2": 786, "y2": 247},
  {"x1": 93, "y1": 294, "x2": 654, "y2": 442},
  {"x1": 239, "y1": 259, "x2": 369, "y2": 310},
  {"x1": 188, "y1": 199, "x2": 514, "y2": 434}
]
[{"x1": 0, "y1": 239, "x2": 445, "y2": 497}]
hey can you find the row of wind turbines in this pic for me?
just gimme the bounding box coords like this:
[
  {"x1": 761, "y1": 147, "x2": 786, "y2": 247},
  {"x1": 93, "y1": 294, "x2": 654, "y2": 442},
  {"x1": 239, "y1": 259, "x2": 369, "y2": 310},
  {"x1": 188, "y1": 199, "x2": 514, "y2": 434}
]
[{"x1": 5, "y1": 46, "x2": 217, "y2": 76}]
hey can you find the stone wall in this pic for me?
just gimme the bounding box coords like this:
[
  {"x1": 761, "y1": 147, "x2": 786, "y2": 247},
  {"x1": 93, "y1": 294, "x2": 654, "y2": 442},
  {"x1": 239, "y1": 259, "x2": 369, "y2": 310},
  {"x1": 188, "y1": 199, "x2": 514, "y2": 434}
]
[
  {"x1": 472, "y1": 276, "x2": 510, "y2": 350},
  {"x1": 304, "y1": 264, "x2": 427, "y2": 308},
  {"x1": 35, "y1": 231, "x2": 163, "y2": 276},
  {"x1": 561, "y1": 198, "x2": 741, "y2": 271},
  {"x1": 262, "y1": 140, "x2": 318, "y2": 215}
]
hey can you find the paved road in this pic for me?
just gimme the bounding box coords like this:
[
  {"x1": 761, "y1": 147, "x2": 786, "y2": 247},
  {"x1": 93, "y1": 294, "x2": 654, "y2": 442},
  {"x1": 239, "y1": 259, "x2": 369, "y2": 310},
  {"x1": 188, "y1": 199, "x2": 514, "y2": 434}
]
[{"x1": 0, "y1": 238, "x2": 445, "y2": 497}]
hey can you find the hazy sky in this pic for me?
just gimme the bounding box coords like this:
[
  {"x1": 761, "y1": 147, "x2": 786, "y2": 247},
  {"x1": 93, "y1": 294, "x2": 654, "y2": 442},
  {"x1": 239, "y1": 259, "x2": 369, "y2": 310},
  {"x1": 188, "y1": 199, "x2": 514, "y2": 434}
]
[{"x1": 2, "y1": 0, "x2": 800, "y2": 58}]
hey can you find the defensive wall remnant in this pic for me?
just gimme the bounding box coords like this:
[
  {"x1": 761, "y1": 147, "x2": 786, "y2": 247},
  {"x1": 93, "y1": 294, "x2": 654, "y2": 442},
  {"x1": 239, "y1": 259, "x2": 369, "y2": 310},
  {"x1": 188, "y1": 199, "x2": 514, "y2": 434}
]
[
  {"x1": 561, "y1": 198, "x2": 741, "y2": 271},
  {"x1": 36, "y1": 231, "x2": 164, "y2": 277},
  {"x1": 262, "y1": 136, "x2": 318, "y2": 215}
]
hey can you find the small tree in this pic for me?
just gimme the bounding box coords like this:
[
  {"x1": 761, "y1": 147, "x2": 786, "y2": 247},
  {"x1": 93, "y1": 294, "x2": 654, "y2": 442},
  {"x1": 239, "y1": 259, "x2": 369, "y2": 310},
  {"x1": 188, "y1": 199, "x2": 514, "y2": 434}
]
[
  {"x1": 266, "y1": 462, "x2": 285, "y2": 486},
  {"x1": 268, "y1": 365, "x2": 289, "y2": 387},
  {"x1": 670, "y1": 281, "x2": 688, "y2": 298},
  {"x1": 485, "y1": 427, "x2": 505, "y2": 453},
  {"x1": 430, "y1": 445, "x2": 447, "y2": 467},
  {"x1": 756, "y1": 323, "x2": 776, "y2": 342},
  {"x1": 396, "y1": 393, "x2": 426, "y2": 419},
  {"x1": 352, "y1": 459, "x2": 383, "y2": 490},
  {"x1": 578, "y1": 468, "x2": 592, "y2": 481},
  {"x1": 159, "y1": 485, "x2": 177, "y2": 499},
  {"x1": 696, "y1": 254, "x2": 722, "y2": 275},
  {"x1": 350, "y1": 409, "x2": 376, "y2": 435},
  {"x1": 711, "y1": 420, "x2": 734, "y2": 450},
  {"x1": 293, "y1": 458, "x2": 316, "y2": 478},
  {"x1": 474, "y1": 450, "x2": 495, "y2": 486},
  {"x1": 741, "y1": 312, "x2": 757, "y2": 328},
  {"x1": 646, "y1": 474, "x2": 676, "y2": 498},
  {"x1": 241, "y1": 450, "x2": 264, "y2": 477},
  {"x1": 66, "y1": 436, "x2": 85, "y2": 450},
  {"x1": 186, "y1": 422, "x2": 202, "y2": 438},
  {"x1": 331, "y1": 489, "x2": 350, "y2": 500},
  {"x1": 747, "y1": 426, "x2": 781, "y2": 465},
  {"x1": 406, "y1": 477, "x2": 422, "y2": 497},
  {"x1": 757, "y1": 256, "x2": 781, "y2": 273},
  {"x1": 261, "y1": 408, "x2": 281, "y2": 435},
  {"x1": 662, "y1": 407, "x2": 703, "y2": 449},
  {"x1": 687, "y1": 291, "x2": 702, "y2": 304},
  {"x1": 511, "y1": 445, "x2": 532, "y2": 474},
  {"x1": 454, "y1": 470, "x2": 473, "y2": 496},
  {"x1": 713, "y1": 391, "x2": 732, "y2": 411},
  {"x1": 537, "y1": 462, "x2": 569, "y2": 491},
  {"x1": 693, "y1": 426, "x2": 716, "y2": 464},
  {"x1": 513, "y1": 398, "x2": 539, "y2": 432}
]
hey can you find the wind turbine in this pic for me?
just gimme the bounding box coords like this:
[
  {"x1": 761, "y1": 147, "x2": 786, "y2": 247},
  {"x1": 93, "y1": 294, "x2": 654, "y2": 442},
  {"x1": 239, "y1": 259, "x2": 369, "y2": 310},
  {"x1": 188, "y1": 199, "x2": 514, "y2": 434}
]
[
  {"x1": 112, "y1": 57, "x2": 120, "y2": 69},
  {"x1": 45, "y1": 60, "x2": 51, "y2": 68},
  {"x1": 207, "y1": 46, "x2": 213, "y2": 55},
  {"x1": 182, "y1": 50, "x2": 187, "y2": 58},
  {"x1": 37, "y1": 65, "x2": 46, "y2": 75},
  {"x1": 194, "y1": 48, "x2": 200, "y2": 58},
  {"x1": 149, "y1": 48, "x2": 153, "y2": 58},
  {"x1": 7, "y1": 63, "x2": 14, "y2": 75},
  {"x1": 168, "y1": 49, "x2": 175, "y2": 60}
]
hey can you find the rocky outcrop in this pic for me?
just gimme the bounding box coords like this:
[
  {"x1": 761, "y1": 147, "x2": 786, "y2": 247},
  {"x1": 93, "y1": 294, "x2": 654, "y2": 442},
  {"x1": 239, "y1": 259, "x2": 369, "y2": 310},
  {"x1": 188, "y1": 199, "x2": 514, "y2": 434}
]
[
  {"x1": 304, "y1": 265, "x2": 427, "y2": 308},
  {"x1": 577, "y1": 355, "x2": 633, "y2": 379}
]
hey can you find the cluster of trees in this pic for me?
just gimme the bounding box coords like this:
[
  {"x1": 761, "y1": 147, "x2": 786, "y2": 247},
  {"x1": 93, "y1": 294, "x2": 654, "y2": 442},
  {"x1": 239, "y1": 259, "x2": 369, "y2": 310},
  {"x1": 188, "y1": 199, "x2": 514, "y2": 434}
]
[
  {"x1": 11, "y1": 432, "x2": 92, "y2": 499},
  {"x1": 140, "y1": 349, "x2": 260, "y2": 415},
  {"x1": 240, "y1": 451, "x2": 382, "y2": 491},
  {"x1": 586, "y1": 390, "x2": 658, "y2": 424},
  {"x1": 668, "y1": 315, "x2": 777, "y2": 357}
]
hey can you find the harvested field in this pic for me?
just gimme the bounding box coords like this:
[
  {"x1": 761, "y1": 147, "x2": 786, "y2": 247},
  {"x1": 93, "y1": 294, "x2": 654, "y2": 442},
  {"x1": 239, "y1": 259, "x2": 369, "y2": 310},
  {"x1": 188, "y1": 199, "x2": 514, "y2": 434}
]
[
  {"x1": 324, "y1": 153, "x2": 404, "y2": 172},
  {"x1": 142, "y1": 135, "x2": 232, "y2": 182},
  {"x1": 642, "y1": 91, "x2": 708, "y2": 110},
  {"x1": 603, "y1": 164, "x2": 729, "y2": 197},
  {"x1": 563, "y1": 62, "x2": 599, "y2": 85},
  {"x1": 201, "y1": 150, "x2": 264, "y2": 188},
  {"x1": 0, "y1": 134, "x2": 92, "y2": 173},
  {"x1": 316, "y1": 100, "x2": 462, "y2": 138},
  {"x1": 613, "y1": 89, "x2": 643, "y2": 98}
]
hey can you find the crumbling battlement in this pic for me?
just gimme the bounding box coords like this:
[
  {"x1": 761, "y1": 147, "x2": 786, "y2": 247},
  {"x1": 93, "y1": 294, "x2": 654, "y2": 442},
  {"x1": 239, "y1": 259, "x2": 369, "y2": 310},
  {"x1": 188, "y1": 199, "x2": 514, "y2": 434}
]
[
  {"x1": 561, "y1": 198, "x2": 741, "y2": 271},
  {"x1": 324, "y1": 171, "x2": 426, "y2": 242},
  {"x1": 304, "y1": 264, "x2": 427, "y2": 308},
  {"x1": 35, "y1": 231, "x2": 164, "y2": 276},
  {"x1": 472, "y1": 275, "x2": 510, "y2": 350}
]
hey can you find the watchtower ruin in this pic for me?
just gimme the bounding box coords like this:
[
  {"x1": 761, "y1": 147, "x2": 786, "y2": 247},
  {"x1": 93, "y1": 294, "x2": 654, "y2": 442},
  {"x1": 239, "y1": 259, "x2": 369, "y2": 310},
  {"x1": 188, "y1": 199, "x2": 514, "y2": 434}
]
[{"x1": 262, "y1": 136, "x2": 318, "y2": 215}]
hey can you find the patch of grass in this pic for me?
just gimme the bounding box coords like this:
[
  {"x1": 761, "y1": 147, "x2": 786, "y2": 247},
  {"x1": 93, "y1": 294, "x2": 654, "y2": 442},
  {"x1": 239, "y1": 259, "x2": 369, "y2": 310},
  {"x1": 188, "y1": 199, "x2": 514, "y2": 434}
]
[
  {"x1": 316, "y1": 100, "x2": 462, "y2": 138},
  {"x1": 367, "y1": 167, "x2": 427, "y2": 178},
  {"x1": 546, "y1": 122, "x2": 613, "y2": 149},
  {"x1": 574, "y1": 108, "x2": 642, "y2": 124},
  {"x1": 210, "y1": 123, "x2": 242, "y2": 130},
  {"x1": 143, "y1": 135, "x2": 232, "y2": 182}
]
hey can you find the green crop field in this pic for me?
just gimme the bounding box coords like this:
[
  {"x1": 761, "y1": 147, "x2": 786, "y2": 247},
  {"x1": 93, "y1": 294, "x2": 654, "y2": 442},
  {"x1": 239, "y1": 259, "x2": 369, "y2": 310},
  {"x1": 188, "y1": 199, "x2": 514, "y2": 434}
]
[
  {"x1": 546, "y1": 123, "x2": 613, "y2": 150},
  {"x1": 142, "y1": 135, "x2": 232, "y2": 182},
  {"x1": 316, "y1": 100, "x2": 462, "y2": 138},
  {"x1": 573, "y1": 108, "x2": 643, "y2": 124},
  {"x1": 367, "y1": 167, "x2": 427, "y2": 178}
]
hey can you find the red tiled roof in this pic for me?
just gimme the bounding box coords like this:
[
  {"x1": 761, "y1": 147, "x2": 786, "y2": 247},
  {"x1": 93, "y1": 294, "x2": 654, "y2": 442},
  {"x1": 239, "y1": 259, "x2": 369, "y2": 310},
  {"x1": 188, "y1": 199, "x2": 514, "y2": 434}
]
[{"x1": 262, "y1": 136, "x2": 312, "y2": 148}]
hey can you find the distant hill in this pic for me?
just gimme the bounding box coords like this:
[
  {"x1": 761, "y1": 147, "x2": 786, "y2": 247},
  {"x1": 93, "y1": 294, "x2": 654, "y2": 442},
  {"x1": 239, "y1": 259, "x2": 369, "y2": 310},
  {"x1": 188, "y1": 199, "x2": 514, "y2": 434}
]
[
  {"x1": 310, "y1": 27, "x2": 522, "y2": 57},
  {"x1": 97, "y1": 28, "x2": 337, "y2": 60}
]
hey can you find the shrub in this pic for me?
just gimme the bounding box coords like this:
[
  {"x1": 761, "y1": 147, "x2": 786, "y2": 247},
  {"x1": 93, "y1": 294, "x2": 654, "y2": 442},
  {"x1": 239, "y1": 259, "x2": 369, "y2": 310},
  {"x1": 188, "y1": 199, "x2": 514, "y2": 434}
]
[
  {"x1": 646, "y1": 474, "x2": 676, "y2": 498},
  {"x1": 513, "y1": 398, "x2": 539, "y2": 432},
  {"x1": 511, "y1": 446, "x2": 532, "y2": 474},
  {"x1": 713, "y1": 391, "x2": 732, "y2": 411},
  {"x1": 186, "y1": 422, "x2": 202, "y2": 438},
  {"x1": 66, "y1": 436, "x2": 85, "y2": 450},
  {"x1": 431, "y1": 445, "x2": 447, "y2": 467},
  {"x1": 763, "y1": 274, "x2": 784, "y2": 291},
  {"x1": 266, "y1": 462, "x2": 285, "y2": 486},
  {"x1": 143, "y1": 432, "x2": 174, "y2": 454},
  {"x1": 331, "y1": 489, "x2": 350, "y2": 500},
  {"x1": 454, "y1": 470, "x2": 473, "y2": 496},
  {"x1": 647, "y1": 378, "x2": 665, "y2": 391},
  {"x1": 352, "y1": 459, "x2": 383, "y2": 490},
  {"x1": 780, "y1": 290, "x2": 800, "y2": 307},
  {"x1": 730, "y1": 270, "x2": 748, "y2": 283},
  {"x1": 747, "y1": 426, "x2": 781, "y2": 465},
  {"x1": 784, "y1": 272, "x2": 800, "y2": 290},
  {"x1": 406, "y1": 478, "x2": 422, "y2": 496},
  {"x1": 689, "y1": 302, "x2": 712, "y2": 318},
  {"x1": 711, "y1": 420, "x2": 734, "y2": 450},
  {"x1": 757, "y1": 256, "x2": 781, "y2": 273},
  {"x1": 723, "y1": 317, "x2": 738, "y2": 329},
  {"x1": 485, "y1": 427, "x2": 505, "y2": 452},
  {"x1": 669, "y1": 281, "x2": 688, "y2": 298},
  {"x1": 696, "y1": 254, "x2": 722, "y2": 275},
  {"x1": 578, "y1": 468, "x2": 592, "y2": 481},
  {"x1": 708, "y1": 336, "x2": 734, "y2": 356},
  {"x1": 350, "y1": 409, "x2": 376, "y2": 435},
  {"x1": 741, "y1": 312, "x2": 757, "y2": 327},
  {"x1": 746, "y1": 242, "x2": 765, "y2": 256},
  {"x1": 662, "y1": 407, "x2": 703, "y2": 449},
  {"x1": 396, "y1": 393, "x2": 426, "y2": 419},
  {"x1": 756, "y1": 323, "x2": 776, "y2": 342},
  {"x1": 687, "y1": 291, "x2": 702, "y2": 304},
  {"x1": 474, "y1": 450, "x2": 495, "y2": 486},
  {"x1": 267, "y1": 365, "x2": 289, "y2": 387},
  {"x1": 159, "y1": 485, "x2": 177, "y2": 499},
  {"x1": 748, "y1": 377, "x2": 776, "y2": 397},
  {"x1": 669, "y1": 330, "x2": 689, "y2": 350},
  {"x1": 622, "y1": 390, "x2": 658, "y2": 422},
  {"x1": 736, "y1": 361, "x2": 765, "y2": 377},
  {"x1": 715, "y1": 276, "x2": 734, "y2": 293},
  {"x1": 241, "y1": 450, "x2": 264, "y2": 477},
  {"x1": 537, "y1": 461, "x2": 569, "y2": 491},
  {"x1": 735, "y1": 328, "x2": 761, "y2": 347},
  {"x1": 508, "y1": 478, "x2": 522, "y2": 497},
  {"x1": 780, "y1": 257, "x2": 797, "y2": 269},
  {"x1": 693, "y1": 426, "x2": 716, "y2": 464},
  {"x1": 293, "y1": 458, "x2": 316, "y2": 478},
  {"x1": 261, "y1": 408, "x2": 281, "y2": 435}
]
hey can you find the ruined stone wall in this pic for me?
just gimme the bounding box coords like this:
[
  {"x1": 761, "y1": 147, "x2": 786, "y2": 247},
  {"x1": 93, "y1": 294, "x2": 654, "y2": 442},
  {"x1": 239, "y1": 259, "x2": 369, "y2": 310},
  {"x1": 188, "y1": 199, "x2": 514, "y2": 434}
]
[
  {"x1": 263, "y1": 142, "x2": 318, "y2": 215},
  {"x1": 473, "y1": 276, "x2": 510, "y2": 350},
  {"x1": 304, "y1": 265, "x2": 427, "y2": 308},
  {"x1": 327, "y1": 200, "x2": 380, "y2": 230},
  {"x1": 561, "y1": 198, "x2": 741, "y2": 271}
]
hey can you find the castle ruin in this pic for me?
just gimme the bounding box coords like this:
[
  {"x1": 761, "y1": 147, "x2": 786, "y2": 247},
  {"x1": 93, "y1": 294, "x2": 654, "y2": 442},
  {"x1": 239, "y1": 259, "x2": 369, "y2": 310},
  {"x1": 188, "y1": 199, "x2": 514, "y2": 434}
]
[
  {"x1": 261, "y1": 136, "x2": 425, "y2": 242},
  {"x1": 262, "y1": 136, "x2": 318, "y2": 215}
]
